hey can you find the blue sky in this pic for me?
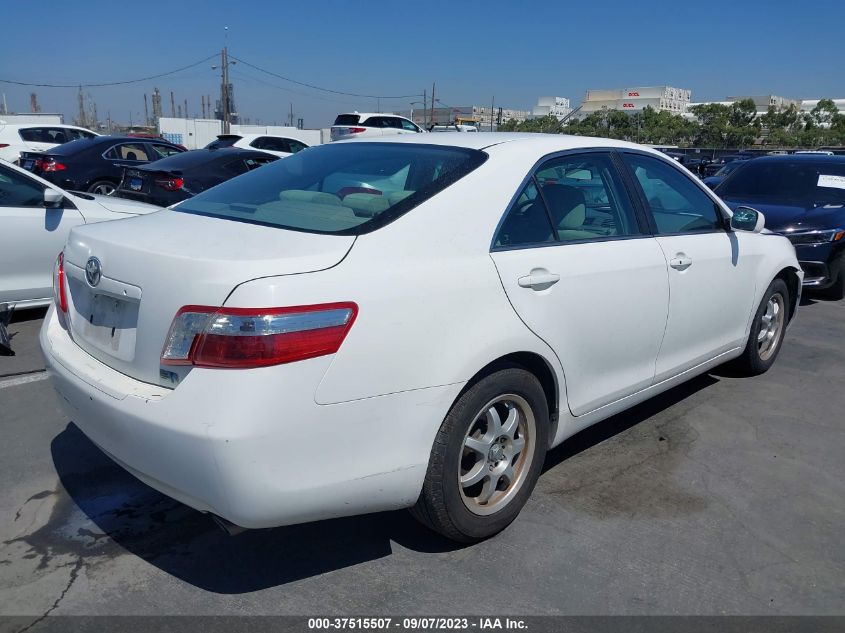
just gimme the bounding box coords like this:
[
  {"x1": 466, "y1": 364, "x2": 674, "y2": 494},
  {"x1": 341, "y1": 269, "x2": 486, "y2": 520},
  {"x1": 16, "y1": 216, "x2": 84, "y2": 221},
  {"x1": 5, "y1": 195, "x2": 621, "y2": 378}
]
[{"x1": 1, "y1": 0, "x2": 843, "y2": 128}]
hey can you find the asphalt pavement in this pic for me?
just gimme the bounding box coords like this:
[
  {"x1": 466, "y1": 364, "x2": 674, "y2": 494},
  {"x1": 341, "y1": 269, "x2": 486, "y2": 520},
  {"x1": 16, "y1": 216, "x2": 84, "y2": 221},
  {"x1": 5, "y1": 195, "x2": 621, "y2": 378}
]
[{"x1": 0, "y1": 298, "x2": 843, "y2": 617}]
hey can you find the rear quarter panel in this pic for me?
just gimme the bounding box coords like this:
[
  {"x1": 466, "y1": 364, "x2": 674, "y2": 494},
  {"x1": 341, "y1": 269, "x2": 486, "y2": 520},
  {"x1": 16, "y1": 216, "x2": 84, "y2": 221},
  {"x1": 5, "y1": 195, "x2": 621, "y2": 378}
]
[{"x1": 224, "y1": 145, "x2": 565, "y2": 406}]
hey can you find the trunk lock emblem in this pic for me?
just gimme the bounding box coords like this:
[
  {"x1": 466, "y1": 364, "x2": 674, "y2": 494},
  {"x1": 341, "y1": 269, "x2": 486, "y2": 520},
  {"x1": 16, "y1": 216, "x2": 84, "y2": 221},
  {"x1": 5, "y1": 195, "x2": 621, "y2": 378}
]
[{"x1": 85, "y1": 257, "x2": 102, "y2": 287}]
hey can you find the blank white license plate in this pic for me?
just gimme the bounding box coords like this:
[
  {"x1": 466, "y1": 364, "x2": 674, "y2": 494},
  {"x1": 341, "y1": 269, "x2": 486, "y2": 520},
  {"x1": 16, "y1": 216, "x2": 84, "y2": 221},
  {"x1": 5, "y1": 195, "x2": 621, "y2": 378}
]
[{"x1": 78, "y1": 294, "x2": 137, "y2": 360}]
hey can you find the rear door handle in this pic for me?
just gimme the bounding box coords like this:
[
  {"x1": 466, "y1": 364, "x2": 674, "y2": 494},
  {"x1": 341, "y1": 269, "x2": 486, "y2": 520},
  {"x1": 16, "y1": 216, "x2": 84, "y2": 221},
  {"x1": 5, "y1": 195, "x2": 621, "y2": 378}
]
[
  {"x1": 518, "y1": 271, "x2": 560, "y2": 289},
  {"x1": 670, "y1": 255, "x2": 692, "y2": 270}
]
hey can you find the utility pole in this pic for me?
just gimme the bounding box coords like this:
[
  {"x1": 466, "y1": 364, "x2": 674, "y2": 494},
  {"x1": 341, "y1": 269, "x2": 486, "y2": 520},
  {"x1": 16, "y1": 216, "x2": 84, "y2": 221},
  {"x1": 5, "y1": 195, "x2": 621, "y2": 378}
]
[
  {"x1": 289, "y1": 102, "x2": 294, "y2": 127},
  {"x1": 31, "y1": 92, "x2": 41, "y2": 114},
  {"x1": 430, "y1": 82, "x2": 435, "y2": 128},
  {"x1": 423, "y1": 89, "x2": 427, "y2": 128},
  {"x1": 490, "y1": 96, "x2": 494, "y2": 132},
  {"x1": 201, "y1": 95, "x2": 206, "y2": 118},
  {"x1": 77, "y1": 87, "x2": 86, "y2": 127},
  {"x1": 184, "y1": 99, "x2": 188, "y2": 119},
  {"x1": 144, "y1": 94, "x2": 149, "y2": 126},
  {"x1": 169, "y1": 91, "x2": 175, "y2": 118},
  {"x1": 222, "y1": 47, "x2": 231, "y2": 133}
]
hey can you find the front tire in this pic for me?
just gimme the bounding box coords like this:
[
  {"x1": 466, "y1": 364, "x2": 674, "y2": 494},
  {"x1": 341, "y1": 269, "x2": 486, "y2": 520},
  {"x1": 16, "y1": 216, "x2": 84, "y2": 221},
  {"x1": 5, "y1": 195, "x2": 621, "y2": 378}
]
[
  {"x1": 87, "y1": 180, "x2": 116, "y2": 196},
  {"x1": 732, "y1": 278, "x2": 789, "y2": 376},
  {"x1": 818, "y1": 270, "x2": 845, "y2": 301},
  {"x1": 411, "y1": 366, "x2": 549, "y2": 542}
]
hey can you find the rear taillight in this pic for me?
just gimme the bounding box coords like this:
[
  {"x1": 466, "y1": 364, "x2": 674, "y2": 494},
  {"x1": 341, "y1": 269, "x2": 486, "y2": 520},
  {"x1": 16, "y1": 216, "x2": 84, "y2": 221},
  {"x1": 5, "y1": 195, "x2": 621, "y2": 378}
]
[
  {"x1": 0, "y1": 143, "x2": 9, "y2": 148},
  {"x1": 41, "y1": 160, "x2": 66, "y2": 172},
  {"x1": 155, "y1": 177, "x2": 184, "y2": 191},
  {"x1": 348, "y1": 127, "x2": 366, "y2": 134},
  {"x1": 53, "y1": 251, "x2": 68, "y2": 313},
  {"x1": 161, "y1": 302, "x2": 358, "y2": 368}
]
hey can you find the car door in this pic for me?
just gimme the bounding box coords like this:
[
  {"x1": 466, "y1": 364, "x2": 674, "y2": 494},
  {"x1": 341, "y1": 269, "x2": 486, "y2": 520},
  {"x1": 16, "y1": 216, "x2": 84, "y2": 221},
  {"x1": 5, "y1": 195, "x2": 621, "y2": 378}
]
[
  {"x1": 490, "y1": 151, "x2": 670, "y2": 416},
  {"x1": 0, "y1": 163, "x2": 84, "y2": 305},
  {"x1": 620, "y1": 151, "x2": 758, "y2": 380}
]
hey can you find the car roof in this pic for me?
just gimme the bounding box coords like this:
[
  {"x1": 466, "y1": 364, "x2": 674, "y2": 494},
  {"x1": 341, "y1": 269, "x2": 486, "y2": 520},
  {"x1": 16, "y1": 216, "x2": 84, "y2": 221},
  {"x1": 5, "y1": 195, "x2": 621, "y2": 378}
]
[
  {"x1": 226, "y1": 133, "x2": 305, "y2": 142},
  {"x1": 339, "y1": 132, "x2": 657, "y2": 153},
  {"x1": 336, "y1": 112, "x2": 412, "y2": 120},
  {"x1": 147, "y1": 147, "x2": 275, "y2": 168},
  {"x1": 0, "y1": 123, "x2": 94, "y2": 131},
  {"x1": 40, "y1": 135, "x2": 181, "y2": 156},
  {"x1": 740, "y1": 154, "x2": 845, "y2": 164}
]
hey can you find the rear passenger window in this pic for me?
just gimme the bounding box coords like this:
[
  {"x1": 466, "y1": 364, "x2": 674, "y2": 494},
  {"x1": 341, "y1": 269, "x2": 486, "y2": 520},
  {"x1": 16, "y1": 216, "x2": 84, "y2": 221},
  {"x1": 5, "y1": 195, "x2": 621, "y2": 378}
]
[
  {"x1": 18, "y1": 128, "x2": 46, "y2": 142},
  {"x1": 111, "y1": 143, "x2": 149, "y2": 161},
  {"x1": 495, "y1": 180, "x2": 555, "y2": 247},
  {"x1": 624, "y1": 153, "x2": 723, "y2": 234},
  {"x1": 495, "y1": 152, "x2": 639, "y2": 247}
]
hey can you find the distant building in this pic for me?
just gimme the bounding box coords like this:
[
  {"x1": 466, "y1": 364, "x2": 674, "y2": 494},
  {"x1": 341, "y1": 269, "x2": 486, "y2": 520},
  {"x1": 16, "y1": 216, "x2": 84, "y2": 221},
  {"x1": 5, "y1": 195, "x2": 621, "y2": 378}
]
[
  {"x1": 726, "y1": 94, "x2": 800, "y2": 113},
  {"x1": 684, "y1": 95, "x2": 845, "y2": 120},
  {"x1": 532, "y1": 96, "x2": 573, "y2": 120},
  {"x1": 581, "y1": 86, "x2": 691, "y2": 115},
  {"x1": 0, "y1": 113, "x2": 64, "y2": 124},
  {"x1": 407, "y1": 105, "x2": 531, "y2": 130}
]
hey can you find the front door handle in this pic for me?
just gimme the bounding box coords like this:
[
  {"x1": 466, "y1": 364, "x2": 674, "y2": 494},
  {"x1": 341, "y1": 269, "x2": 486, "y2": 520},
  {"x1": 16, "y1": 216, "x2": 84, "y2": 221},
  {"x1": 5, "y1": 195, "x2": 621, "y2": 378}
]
[
  {"x1": 518, "y1": 270, "x2": 560, "y2": 289},
  {"x1": 669, "y1": 255, "x2": 693, "y2": 270}
]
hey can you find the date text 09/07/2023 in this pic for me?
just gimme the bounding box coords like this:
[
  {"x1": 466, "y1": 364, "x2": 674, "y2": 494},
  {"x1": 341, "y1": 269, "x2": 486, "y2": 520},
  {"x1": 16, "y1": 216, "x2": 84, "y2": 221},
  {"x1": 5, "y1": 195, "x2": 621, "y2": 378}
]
[{"x1": 307, "y1": 617, "x2": 529, "y2": 630}]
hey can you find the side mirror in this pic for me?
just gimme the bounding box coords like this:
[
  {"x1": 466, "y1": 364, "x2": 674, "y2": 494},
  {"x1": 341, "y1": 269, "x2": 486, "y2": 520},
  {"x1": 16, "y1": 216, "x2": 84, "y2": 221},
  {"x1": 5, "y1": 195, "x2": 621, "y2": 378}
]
[
  {"x1": 43, "y1": 188, "x2": 64, "y2": 209},
  {"x1": 730, "y1": 206, "x2": 765, "y2": 233}
]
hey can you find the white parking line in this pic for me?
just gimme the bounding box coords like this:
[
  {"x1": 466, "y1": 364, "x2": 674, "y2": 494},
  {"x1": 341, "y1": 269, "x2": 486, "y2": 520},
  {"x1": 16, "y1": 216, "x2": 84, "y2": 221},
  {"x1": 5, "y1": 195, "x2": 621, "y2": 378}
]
[{"x1": 0, "y1": 372, "x2": 49, "y2": 390}]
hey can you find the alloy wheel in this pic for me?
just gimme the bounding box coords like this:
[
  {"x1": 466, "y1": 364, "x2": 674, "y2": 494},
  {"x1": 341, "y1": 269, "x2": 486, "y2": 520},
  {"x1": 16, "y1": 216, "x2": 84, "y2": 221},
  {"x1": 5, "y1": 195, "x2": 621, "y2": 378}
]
[{"x1": 458, "y1": 394, "x2": 535, "y2": 516}]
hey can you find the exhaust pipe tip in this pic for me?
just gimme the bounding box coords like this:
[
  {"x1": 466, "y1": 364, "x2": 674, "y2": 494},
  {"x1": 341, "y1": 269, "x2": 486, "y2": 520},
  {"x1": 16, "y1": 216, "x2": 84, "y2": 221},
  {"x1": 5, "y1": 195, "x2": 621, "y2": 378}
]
[{"x1": 211, "y1": 514, "x2": 249, "y2": 536}]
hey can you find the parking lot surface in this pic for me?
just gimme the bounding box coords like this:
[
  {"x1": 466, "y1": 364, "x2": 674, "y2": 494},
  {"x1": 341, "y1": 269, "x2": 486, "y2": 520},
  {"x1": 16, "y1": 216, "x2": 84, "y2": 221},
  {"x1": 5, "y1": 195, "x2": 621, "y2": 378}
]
[{"x1": 0, "y1": 299, "x2": 843, "y2": 617}]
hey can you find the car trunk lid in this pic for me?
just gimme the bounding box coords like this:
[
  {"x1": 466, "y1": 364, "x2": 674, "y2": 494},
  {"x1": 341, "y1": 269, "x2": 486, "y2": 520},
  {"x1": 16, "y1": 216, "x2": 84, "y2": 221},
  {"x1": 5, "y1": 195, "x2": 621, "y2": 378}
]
[{"x1": 62, "y1": 209, "x2": 355, "y2": 387}]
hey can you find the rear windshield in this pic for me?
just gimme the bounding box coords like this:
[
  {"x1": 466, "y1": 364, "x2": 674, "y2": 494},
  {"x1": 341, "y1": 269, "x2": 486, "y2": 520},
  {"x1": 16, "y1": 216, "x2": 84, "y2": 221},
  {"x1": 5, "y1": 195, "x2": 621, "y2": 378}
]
[
  {"x1": 173, "y1": 142, "x2": 487, "y2": 235},
  {"x1": 718, "y1": 160, "x2": 845, "y2": 206},
  {"x1": 333, "y1": 114, "x2": 360, "y2": 126},
  {"x1": 205, "y1": 135, "x2": 241, "y2": 149}
]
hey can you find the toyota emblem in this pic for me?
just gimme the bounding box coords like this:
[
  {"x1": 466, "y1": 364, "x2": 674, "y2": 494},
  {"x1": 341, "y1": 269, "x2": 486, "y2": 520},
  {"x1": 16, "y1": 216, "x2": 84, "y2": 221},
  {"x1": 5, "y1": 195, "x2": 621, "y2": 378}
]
[{"x1": 85, "y1": 257, "x2": 102, "y2": 287}]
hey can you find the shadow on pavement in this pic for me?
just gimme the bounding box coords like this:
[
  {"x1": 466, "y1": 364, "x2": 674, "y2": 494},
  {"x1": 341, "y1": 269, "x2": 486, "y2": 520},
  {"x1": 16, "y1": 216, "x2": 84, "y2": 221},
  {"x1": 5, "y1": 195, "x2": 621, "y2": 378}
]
[
  {"x1": 48, "y1": 374, "x2": 720, "y2": 593},
  {"x1": 543, "y1": 373, "x2": 718, "y2": 472},
  {"x1": 48, "y1": 423, "x2": 460, "y2": 594}
]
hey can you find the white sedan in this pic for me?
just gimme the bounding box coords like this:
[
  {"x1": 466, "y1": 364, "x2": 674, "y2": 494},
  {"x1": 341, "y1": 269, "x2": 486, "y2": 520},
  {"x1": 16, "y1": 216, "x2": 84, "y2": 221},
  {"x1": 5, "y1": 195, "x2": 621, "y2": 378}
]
[
  {"x1": 205, "y1": 133, "x2": 309, "y2": 158},
  {"x1": 40, "y1": 134, "x2": 801, "y2": 542},
  {"x1": 0, "y1": 160, "x2": 161, "y2": 309}
]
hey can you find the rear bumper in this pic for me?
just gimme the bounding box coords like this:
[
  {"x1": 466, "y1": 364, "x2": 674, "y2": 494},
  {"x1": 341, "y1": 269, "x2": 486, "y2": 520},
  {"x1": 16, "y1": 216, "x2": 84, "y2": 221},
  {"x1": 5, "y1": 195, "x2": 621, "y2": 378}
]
[{"x1": 40, "y1": 307, "x2": 461, "y2": 528}]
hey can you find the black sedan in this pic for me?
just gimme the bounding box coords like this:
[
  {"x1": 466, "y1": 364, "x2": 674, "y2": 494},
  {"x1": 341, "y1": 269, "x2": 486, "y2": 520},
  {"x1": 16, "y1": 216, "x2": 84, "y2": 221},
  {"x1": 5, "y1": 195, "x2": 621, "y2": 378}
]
[
  {"x1": 704, "y1": 153, "x2": 753, "y2": 177},
  {"x1": 115, "y1": 147, "x2": 278, "y2": 207},
  {"x1": 19, "y1": 136, "x2": 185, "y2": 195},
  {"x1": 702, "y1": 159, "x2": 750, "y2": 189},
  {"x1": 716, "y1": 155, "x2": 845, "y2": 299}
]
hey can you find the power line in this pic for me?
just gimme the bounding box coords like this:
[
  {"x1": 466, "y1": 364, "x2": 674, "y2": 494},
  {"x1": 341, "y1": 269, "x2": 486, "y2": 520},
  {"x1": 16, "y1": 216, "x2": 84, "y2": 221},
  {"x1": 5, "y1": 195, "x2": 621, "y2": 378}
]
[
  {"x1": 231, "y1": 55, "x2": 421, "y2": 100},
  {"x1": 229, "y1": 69, "x2": 360, "y2": 106},
  {"x1": 0, "y1": 54, "x2": 218, "y2": 88}
]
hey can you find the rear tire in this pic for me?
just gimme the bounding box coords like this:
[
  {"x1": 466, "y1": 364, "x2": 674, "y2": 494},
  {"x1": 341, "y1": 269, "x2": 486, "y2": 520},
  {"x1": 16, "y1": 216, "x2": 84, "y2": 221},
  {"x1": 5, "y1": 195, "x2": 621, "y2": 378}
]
[
  {"x1": 88, "y1": 180, "x2": 116, "y2": 196},
  {"x1": 731, "y1": 278, "x2": 789, "y2": 376},
  {"x1": 410, "y1": 366, "x2": 549, "y2": 542}
]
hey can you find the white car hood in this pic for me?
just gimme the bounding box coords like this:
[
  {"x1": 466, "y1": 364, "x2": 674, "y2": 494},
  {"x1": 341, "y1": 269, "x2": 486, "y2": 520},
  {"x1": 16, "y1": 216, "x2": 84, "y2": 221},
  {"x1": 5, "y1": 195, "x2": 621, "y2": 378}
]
[{"x1": 87, "y1": 193, "x2": 163, "y2": 216}]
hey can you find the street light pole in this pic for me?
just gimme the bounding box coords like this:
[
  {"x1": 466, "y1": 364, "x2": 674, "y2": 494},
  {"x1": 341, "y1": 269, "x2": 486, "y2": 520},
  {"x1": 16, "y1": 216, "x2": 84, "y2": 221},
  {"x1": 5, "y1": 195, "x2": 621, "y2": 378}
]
[{"x1": 212, "y1": 42, "x2": 236, "y2": 134}]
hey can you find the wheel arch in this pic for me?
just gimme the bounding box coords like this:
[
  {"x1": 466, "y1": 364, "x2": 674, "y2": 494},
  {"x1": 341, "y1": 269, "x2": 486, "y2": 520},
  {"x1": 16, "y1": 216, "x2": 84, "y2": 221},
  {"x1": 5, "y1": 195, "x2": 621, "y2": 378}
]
[
  {"x1": 774, "y1": 265, "x2": 801, "y2": 322},
  {"x1": 460, "y1": 351, "x2": 560, "y2": 448}
]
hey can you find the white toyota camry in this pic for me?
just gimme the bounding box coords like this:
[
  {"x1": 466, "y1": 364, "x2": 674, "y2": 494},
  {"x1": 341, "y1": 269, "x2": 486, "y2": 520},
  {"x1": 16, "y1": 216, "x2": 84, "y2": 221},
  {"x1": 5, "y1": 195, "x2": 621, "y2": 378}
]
[{"x1": 41, "y1": 134, "x2": 801, "y2": 542}]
